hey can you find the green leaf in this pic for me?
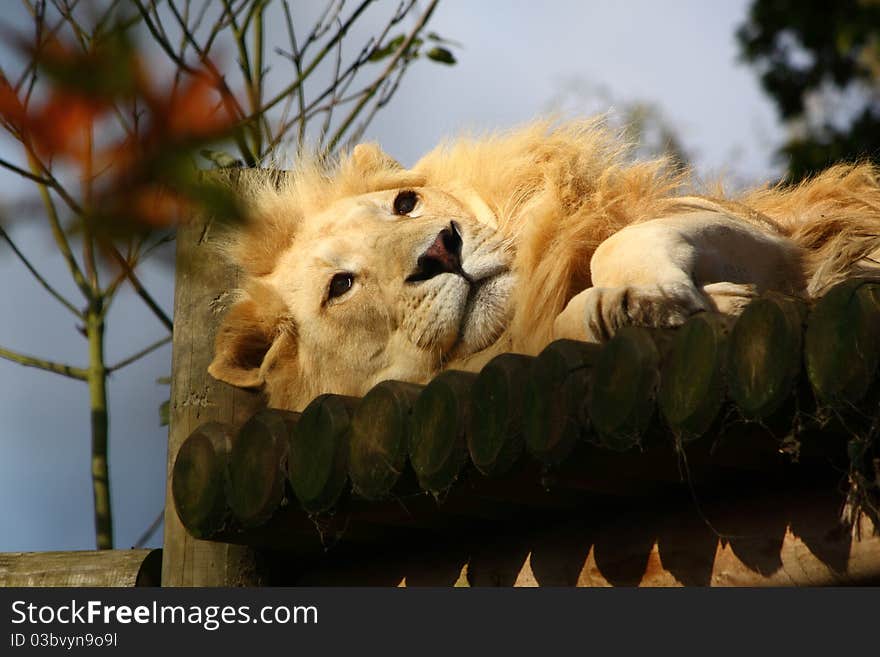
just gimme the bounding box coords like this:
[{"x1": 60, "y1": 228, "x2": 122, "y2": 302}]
[
  {"x1": 369, "y1": 34, "x2": 406, "y2": 62},
  {"x1": 427, "y1": 47, "x2": 456, "y2": 65}
]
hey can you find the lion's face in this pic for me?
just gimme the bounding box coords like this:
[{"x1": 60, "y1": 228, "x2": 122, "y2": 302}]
[{"x1": 210, "y1": 184, "x2": 515, "y2": 409}]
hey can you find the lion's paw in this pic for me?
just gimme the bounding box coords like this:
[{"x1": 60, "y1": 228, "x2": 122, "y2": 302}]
[
  {"x1": 700, "y1": 282, "x2": 758, "y2": 316},
  {"x1": 554, "y1": 282, "x2": 708, "y2": 343}
]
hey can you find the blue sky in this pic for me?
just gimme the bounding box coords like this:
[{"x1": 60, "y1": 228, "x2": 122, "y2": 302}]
[{"x1": 0, "y1": 0, "x2": 785, "y2": 551}]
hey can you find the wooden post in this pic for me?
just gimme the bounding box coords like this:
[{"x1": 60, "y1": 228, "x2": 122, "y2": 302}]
[{"x1": 162, "y1": 176, "x2": 266, "y2": 586}]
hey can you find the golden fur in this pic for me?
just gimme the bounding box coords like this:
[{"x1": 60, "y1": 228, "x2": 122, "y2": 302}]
[{"x1": 208, "y1": 119, "x2": 880, "y2": 411}]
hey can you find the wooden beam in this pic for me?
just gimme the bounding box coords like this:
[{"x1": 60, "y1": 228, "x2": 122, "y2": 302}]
[
  {"x1": 0, "y1": 549, "x2": 161, "y2": 587},
  {"x1": 162, "y1": 172, "x2": 266, "y2": 586}
]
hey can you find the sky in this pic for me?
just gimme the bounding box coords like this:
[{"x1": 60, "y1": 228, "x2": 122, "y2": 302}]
[{"x1": 0, "y1": 0, "x2": 787, "y2": 552}]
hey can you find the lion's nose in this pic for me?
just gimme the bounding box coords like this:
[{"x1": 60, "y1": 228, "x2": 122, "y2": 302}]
[{"x1": 406, "y1": 222, "x2": 465, "y2": 282}]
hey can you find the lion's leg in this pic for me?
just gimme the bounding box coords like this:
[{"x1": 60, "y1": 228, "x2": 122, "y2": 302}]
[{"x1": 553, "y1": 213, "x2": 781, "y2": 343}]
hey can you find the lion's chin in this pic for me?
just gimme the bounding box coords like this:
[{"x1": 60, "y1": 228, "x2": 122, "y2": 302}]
[{"x1": 449, "y1": 270, "x2": 515, "y2": 359}]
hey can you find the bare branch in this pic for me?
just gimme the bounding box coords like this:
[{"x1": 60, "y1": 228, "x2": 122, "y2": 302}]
[
  {"x1": 0, "y1": 345, "x2": 88, "y2": 380},
  {"x1": 268, "y1": 1, "x2": 414, "y2": 155},
  {"x1": 0, "y1": 224, "x2": 83, "y2": 317},
  {"x1": 23, "y1": 154, "x2": 93, "y2": 301},
  {"x1": 133, "y1": 508, "x2": 164, "y2": 549},
  {"x1": 108, "y1": 247, "x2": 173, "y2": 331},
  {"x1": 252, "y1": 1, "x2": 373, "y2": 123},
  {"x1": 0, "y1": 156, "x2": 54, "y2": 186},
  {"x1": 108, "y1": 335, "x2": 172, "y2": 373},
  {"x1": 327, "y1": 0, "x2": 439, "y2": 152}
]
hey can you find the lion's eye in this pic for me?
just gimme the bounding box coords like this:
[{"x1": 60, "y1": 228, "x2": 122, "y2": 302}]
[
  {"x1": 328, "y1": 272, "x2": 354, "y2": 300},
  {"x1": 393, "y1": 190, "x2": 418, "y2": 215}
]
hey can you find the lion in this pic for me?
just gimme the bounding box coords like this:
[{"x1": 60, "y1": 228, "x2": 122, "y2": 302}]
[{"x1": 207, "y1": 119, "x2": 880, "y2": 411}]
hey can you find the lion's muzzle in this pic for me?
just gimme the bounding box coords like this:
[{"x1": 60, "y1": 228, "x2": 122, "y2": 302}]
[{"x1": 406, "y1": 221, "x2": 470, "y2": 283}]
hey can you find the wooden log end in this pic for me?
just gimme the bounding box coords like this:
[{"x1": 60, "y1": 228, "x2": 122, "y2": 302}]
[
  {"x1": 727, "y1": 295, "x2": 804, "y2": 420},
  {"x1": 589, "y1": 327, "x2": 659, "y2": 451},
  {"x1": 659, "y1": 313, "x2": 728, "y2": 440},
  {"x1": 349, "y1": 380, "x2": 422, "y2": 500},
  {"x1": 409, "y1": 370, "x2": 476, "y2": 493},
  {"x1": 135, "y1": 548, "x2": 164, "y2": 587},
  {"x1": 227, "y1": 408, "x2": 298, "y2": 527},
  {"x1": 806, "y1": 280, "x2": 880, "y2": 406},
  {"x1": 468, "y1": 353, "x2": 533, "y2": 476},
  {"x1": 287, "y1": 394, "x2": 356, "y2": 514},
  {"x1": 524, "y1": 340, "x2": 599, "y2": 465},
  {"x1": 171, "y1": 422, "x2": 233, "y2": 539}
]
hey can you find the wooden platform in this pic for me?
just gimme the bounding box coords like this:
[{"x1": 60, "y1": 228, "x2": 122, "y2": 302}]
[{"x1": 168, "y1": 276, "x2": 880, "y2": 586}]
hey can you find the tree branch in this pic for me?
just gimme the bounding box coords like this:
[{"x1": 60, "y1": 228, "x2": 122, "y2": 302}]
[
  {"x1": 0, "y1": 345, "x2": 88, "y2": 380},
  {"x1": 0, "y1": 156, "x2": 54, "y2": 186},
  {"x1": 108, "y1": 246, "x2": 173, "y2": 331},
  {"x1": 107, "y1": 335, "x2": 172, "y2": 373},
  {"x1": 250, "y1": 0, "x2": 373, "y2": 123},
  {"x1": 327, "y1": 0, "x2": 440, "y2": 152},
  {"x1": 26, "y1": 155, "x2": 93, "y2": 301},
  {"x1": 0, "y1": 224, "x2": 83, "y2": 317}
]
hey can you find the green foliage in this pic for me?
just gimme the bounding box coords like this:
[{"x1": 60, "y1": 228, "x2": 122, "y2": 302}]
[
  {"x1": 368, "y1": 31, "x2": 459, "y2": 65},
  {"x1": 738, "y1": 0, "x2": 880, "y2": 179},
  {"x1": 369, "y1": 34, "x2": 407, "y2": 61},
  {"x1": 427, "y1": 47, "x2": 456, "y2": 65}
]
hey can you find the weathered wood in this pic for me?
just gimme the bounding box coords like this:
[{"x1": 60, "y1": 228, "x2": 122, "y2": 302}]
[
  {"x1": 805, "y1": 279, "x2": 880, "y2": 406},
  {"x1": 589, "y1": 327, "x2": 660, "y2": 450},
  {"x1": 726, "y1": 294, "x2": 806, "y2": 420},
  {"x1": 0, "y1": 549, "x2": 161, "y2": 587},
  {"x1": 349, "y1": 381, "x2": 423, "y2": 500},
  {"x1": 227, "y1": 409, "x2": 298, "y2": 526},
  {"x1": 523, "y1": 341, "x2": 599, "y2": 465},
  {"x1": 659, "y1": 313, "x2": 729, "y2": 440},
  {"x1": 287, "y1": 394, "x2": 357, "y2": 514},
  {"x1": 163, "y1": 173, "x2": 267, "y2": 586},
  {"x1": 172, "y1": 422, "x2": 233, "y2": 538},
  {"x1": 468, "y1": 353, "x2": 533, "y2": 476},
  {"x1": 410, "y1": 370, "x2": 477, "y2": 493}
]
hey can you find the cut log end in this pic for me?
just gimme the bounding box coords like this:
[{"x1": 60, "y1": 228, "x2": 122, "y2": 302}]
[
  {"x1": 524, "y1": 340, "x2": 599, "y2": 465},
  {"x1": 589, "y1": 328, "x2": 660, "y2": 451},
  {"x1": 410, "y1": 370, "x2": 476, "y2": 493},
  {"x1": 226, "y1": 409, "x2": 298, "y2": 527},
  {"x1": 659, "y1": 313, "x2": 729, "y2": 440},
  {"x1": 349, "y1": 380, "x2": 422, "y2": 500},
  {"x1": 727, "y1": 294, "x2": 805, "y2": 420},
  {"x1": 806, "y1": 280, "x2": 880, "y2": 406},
  {"x1": 172, "y1": 422, "x2": 233, "y2": 538},
  {"x1": 287, "y1": 394, "x2": 356, "y2": 514},
  {"x1": 468, "y1": 353, "x2": 533, "y2": 476}
]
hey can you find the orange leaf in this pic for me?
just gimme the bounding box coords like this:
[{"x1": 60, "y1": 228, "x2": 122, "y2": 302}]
[
  {"x1": 128, "y1": 184, "x2": 193, "y2": 227},
  {"x1": 0, "y1": 76, "x2": 27, "y2": 130},
  {"x1": 30, "y1": 92, "x2": 104, "y2": 163}
]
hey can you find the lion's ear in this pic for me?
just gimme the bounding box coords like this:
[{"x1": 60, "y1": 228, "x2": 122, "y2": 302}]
[
  {"x1": 208, "y1": 297, "x2": 276, "y2": 388},
  {"x1": 209, "y1": 281, "x2": 293, "y2": 389},
  {"x1": 352, "y1": 143, "x2": 402, "y2": 174}
]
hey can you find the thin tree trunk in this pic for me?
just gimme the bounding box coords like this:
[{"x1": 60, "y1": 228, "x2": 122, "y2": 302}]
[{"x1": 87, "y1": 305, "x2": 113, "y2": 549}]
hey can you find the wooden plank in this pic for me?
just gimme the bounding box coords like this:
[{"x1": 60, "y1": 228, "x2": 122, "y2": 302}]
[
  {"x1": 0, "y1": 549, "x2": 161, "y2": 587},
  {"x1": 162, "y1": 173, "x2": 266, "y2": 586}
]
